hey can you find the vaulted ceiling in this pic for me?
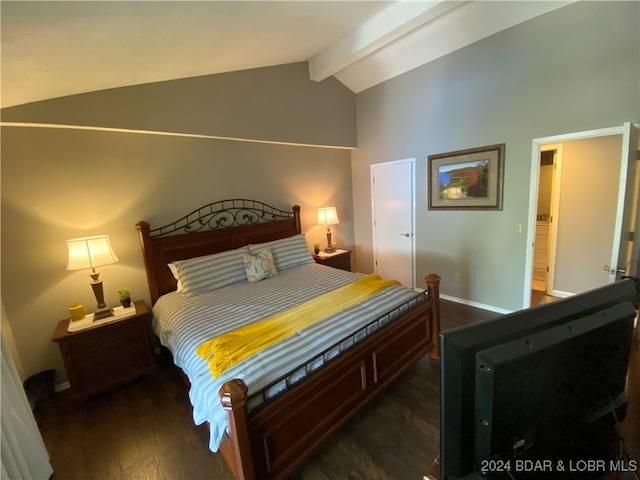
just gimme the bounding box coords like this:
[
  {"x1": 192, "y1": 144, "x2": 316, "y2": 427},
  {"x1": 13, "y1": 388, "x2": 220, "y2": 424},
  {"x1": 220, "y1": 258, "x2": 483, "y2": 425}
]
[{"x1": 1, "y1": 0, "x2": 574, "y2": 109}]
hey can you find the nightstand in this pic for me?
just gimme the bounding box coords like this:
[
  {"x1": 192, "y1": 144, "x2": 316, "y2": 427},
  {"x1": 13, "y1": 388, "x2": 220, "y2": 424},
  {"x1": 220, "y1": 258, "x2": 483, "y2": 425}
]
[
  {"x1": 313, "y1": 249, "x2": 352, "y2": 272},
  {"x1": 52, "y1": 300, "x2": 157, "y2": 404}
]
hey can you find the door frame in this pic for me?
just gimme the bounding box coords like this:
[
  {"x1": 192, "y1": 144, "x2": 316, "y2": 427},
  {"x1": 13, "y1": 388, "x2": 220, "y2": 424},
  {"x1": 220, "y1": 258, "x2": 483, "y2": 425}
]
[
  {"x1": 371, "y1": 158, "x2": 416, "y2": 289},
  {"x1": 523, "y1": 123, "x2": 635, "y2": 308}
]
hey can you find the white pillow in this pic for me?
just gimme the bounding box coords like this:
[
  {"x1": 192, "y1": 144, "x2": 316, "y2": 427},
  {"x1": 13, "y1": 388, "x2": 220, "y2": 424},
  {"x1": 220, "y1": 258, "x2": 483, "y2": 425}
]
[
  {"x1": 248, "y1": 234, "x2": 314, "y2": 271},
  {"x1": 173, "y1": 246, "x2": 249, "y2": 297},
  {"x1": 167, "y1": 263, "x2": 183, "y2": 292},
  {"x1": 242, "y1": 248, "x2": 278, "y2": 283}
]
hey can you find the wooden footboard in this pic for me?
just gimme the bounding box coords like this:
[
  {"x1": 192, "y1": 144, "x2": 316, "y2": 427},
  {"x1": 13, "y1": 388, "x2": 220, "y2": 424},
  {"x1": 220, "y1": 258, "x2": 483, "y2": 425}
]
[{"x1": 219, "y1": 274, "x2": 441, "y2": 480}]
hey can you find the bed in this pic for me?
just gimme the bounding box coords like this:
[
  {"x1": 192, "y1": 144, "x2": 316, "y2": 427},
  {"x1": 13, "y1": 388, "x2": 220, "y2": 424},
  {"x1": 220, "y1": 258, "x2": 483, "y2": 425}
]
[{"x1": 136, "y1": 199, "x2": 441, "y2": 480}]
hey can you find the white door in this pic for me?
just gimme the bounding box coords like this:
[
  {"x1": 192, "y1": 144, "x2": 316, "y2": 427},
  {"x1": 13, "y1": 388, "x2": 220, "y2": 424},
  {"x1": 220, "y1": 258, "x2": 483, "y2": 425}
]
[
  {"x1": 525, "y1": 123, "x2": 638, "y2": 306},
  {"x1": 550, "y1": 135, "x2": 622, "y2": 295},
  {"x1": 371, "y1": 159, "x2": 415, "y2": 288}
]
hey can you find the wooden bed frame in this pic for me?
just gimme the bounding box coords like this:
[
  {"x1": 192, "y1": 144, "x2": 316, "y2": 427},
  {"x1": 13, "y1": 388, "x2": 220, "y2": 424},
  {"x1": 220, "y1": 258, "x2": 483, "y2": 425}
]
[{"x1": 136, "y1": 199, "x2": 441, "y2": 480}]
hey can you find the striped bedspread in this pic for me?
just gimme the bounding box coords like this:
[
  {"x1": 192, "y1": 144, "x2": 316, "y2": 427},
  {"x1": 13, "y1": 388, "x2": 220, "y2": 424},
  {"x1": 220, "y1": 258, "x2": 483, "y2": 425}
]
[{"x1": 152, "y1": 262, "x2": 421, "y2": 452}]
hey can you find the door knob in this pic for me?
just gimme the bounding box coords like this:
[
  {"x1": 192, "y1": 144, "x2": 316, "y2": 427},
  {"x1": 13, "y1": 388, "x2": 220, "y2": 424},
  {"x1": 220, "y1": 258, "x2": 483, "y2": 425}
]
[
  {"x1": 400, "y1": 233, "x2": 411, "y2": 237},
  {"x1": 602, "y1": 265, "x2": 626, "y2": 274}
]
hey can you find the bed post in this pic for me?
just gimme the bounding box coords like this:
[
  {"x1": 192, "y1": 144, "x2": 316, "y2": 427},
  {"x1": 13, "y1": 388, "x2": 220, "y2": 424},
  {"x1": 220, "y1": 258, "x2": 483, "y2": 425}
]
[
  {"x1": 136, "y1": 221, "x2": 161, "y2": 305},
  {"x1": 219, "y1": 379, "x2": 255, "y2": 480},
  {"x1": 426, "y1": 273, "x2": 442, "y2": 361},
  {"x1": 292, "y1": 205, "x2": 302, "y2": 234}
]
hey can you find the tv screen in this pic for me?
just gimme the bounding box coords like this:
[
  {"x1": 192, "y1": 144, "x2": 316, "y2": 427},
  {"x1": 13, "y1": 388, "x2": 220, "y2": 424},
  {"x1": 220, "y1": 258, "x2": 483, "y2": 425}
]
[
  {"x1": 439, "y1": 278, "x2": 639, "y2": 480},
  {"x1": 474, "y1": 302, "x2": 635, "y2": 478}
]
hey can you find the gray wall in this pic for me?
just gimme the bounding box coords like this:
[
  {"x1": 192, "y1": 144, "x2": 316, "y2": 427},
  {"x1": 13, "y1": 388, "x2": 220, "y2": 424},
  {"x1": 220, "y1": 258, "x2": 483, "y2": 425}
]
[
  {"x1": 1, "y1": 63, "x2": 356, "y2": 383},
  {"x1": 352, "y1": 1, "x2": 640, "y2": 311}
]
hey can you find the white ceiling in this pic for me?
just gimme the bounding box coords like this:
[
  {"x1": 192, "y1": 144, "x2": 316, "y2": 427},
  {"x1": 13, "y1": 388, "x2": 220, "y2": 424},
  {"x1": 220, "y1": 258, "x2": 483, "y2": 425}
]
[{"x1": 0, "y1": 0, "x2": 574, "y2": 109}]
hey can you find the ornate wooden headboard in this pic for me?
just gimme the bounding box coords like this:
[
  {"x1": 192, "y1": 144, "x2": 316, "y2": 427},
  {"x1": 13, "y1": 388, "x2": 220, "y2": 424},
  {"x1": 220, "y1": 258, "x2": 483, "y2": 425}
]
[{"x1": 136, "y1": 199, "x2": 302, "y2": 304}]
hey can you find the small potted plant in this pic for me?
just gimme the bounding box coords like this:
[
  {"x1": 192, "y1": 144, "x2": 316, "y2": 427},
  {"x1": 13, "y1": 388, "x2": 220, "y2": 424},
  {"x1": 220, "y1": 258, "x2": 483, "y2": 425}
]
[
  {"x1": 118, "y1": 288, "x2": 131, "y2": 308},
  {"x1": 313, "y1": 243, "x2": 320, "y2": 255}
]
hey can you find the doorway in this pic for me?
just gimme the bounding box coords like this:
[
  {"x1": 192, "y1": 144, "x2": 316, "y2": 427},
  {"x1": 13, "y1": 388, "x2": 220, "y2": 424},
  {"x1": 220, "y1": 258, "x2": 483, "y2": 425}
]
[{"x1": 524, "y1": 123, "x2": 638, "y2": 309}]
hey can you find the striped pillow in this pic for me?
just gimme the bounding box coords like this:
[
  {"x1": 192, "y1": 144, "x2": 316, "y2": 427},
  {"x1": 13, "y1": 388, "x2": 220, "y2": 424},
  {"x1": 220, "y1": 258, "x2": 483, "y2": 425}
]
[
  {"x1": 173, "y1": 246, "x2": 249, "y2": 297},
  {"x1": 248, "y1": 234, "x2": 314, "y2": 271}
]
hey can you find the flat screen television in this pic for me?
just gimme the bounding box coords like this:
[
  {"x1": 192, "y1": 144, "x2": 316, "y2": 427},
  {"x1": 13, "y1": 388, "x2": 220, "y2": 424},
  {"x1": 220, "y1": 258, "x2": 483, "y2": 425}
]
[{"x1": 439, "y1": 277, "x2": 639, "y2": 480}]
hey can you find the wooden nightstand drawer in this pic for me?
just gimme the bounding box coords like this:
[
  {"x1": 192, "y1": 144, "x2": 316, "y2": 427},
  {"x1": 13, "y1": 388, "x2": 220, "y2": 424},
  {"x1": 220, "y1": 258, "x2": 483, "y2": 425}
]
[
  {"x1": 66, "y1": 318, "x2": 145, "y2": 357},
  {"x1": 68, "y1": 318, "x2": 145, "y2": 355},
  {"x1": 74, "y1": 344, "x2": 151, "y2": 393},
  {"x1": 52, "y1": 300, "x2": 157, "y2": 403}
]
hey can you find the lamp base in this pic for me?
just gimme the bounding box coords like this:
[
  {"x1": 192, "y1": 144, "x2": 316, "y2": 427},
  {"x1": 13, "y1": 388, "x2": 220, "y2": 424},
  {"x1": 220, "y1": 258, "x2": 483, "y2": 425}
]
[
  {"x1": 325, "y1": 230, "x2": 335, "y2": 253},
  {"x1": 93, "y1": 307, "x2": 114, "y2": 321}
]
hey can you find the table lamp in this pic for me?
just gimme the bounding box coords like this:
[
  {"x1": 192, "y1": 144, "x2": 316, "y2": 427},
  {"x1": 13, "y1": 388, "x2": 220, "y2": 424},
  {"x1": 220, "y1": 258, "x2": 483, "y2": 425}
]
[
  {"x1": 66, "y1": 235, "x2": 119, "y2": 320},
  {"x1": 317, "y1": 207, "x2": 339, "y2": 253}
]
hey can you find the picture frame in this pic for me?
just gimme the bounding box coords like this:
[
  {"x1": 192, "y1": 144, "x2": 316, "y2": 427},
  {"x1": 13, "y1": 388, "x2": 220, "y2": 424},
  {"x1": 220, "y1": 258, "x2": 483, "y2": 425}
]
[{"x1": 428, "y1": 143, "x2": 505, "y2": 210}]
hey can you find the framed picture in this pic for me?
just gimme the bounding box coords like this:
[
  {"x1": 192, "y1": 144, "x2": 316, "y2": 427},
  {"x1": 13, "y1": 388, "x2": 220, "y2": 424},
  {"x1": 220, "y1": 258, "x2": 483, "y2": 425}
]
[{"x1": 428, "y1": 143, "x2": 505, "y2": 210}]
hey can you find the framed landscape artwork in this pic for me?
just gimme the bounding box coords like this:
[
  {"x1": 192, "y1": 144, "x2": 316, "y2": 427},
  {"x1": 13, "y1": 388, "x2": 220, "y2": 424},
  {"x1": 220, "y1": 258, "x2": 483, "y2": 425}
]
[{"x1": 428, "y1": 143, "x2": 505, "y2": 210}]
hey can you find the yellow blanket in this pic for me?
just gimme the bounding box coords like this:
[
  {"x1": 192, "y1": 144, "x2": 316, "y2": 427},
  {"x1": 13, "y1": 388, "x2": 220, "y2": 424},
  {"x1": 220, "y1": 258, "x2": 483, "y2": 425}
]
[{"x1": 196, "y1": 273, "x2": 400, "y2": 378}]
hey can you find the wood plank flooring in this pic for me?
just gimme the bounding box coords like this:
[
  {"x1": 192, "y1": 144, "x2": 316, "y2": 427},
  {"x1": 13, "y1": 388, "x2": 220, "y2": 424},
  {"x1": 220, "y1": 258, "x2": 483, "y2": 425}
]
[{"x1": 33, "y1": 300, "x2": 498, "y2": 480}]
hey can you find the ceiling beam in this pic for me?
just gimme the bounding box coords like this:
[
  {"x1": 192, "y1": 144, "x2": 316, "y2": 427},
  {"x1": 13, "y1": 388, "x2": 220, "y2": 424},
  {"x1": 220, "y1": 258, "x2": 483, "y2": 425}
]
[
  {"x1": 308, "y1": 0, "x2": 467, "y2": 83},
  {"x1": 333, "y1": 0, "x2": 577, "y2": 93}
]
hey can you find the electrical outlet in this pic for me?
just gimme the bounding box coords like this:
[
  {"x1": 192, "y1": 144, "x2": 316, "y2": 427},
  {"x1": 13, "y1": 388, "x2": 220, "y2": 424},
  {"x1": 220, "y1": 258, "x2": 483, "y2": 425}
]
[{"x1": 455, "y1": 272, "x2": 461, "y2": 282}]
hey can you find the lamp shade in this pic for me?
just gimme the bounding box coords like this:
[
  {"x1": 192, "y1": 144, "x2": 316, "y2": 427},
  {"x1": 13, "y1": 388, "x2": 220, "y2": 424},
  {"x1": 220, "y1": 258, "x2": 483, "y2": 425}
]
[
  {"x1": 66, "y1": 235, "x2": 118, "y2": 271},
  {"x1": 317, "y1": 207, "x2": 339, "y2": 226}
]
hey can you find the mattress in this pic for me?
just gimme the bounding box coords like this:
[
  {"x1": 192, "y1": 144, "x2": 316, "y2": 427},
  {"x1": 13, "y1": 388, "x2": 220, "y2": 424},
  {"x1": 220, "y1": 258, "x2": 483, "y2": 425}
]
[{"x1": 152, "y1": 262, "x2": 421, "y2": 452}]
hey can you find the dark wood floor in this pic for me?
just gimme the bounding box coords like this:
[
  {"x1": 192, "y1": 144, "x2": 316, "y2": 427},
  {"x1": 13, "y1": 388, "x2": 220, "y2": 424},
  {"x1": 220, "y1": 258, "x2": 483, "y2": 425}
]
[{"x1": 36, "y1": 300, "x2": 496, "y2": 480}]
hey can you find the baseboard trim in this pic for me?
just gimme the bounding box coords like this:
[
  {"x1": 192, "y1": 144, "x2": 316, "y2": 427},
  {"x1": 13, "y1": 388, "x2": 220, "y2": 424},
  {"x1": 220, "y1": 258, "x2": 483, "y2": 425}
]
[
  {"x1": 549, "y1": 289, "x2": 573, "y2": 298},
  {"x1": 54, "y1": 381, "x2": 70, "y2": 393},
  {"x1": 413, "y1": 287, "x2": 512, "y2": 315},
  {"x1": 439, "y1": 293, "x2": 513, "y2": 315}
]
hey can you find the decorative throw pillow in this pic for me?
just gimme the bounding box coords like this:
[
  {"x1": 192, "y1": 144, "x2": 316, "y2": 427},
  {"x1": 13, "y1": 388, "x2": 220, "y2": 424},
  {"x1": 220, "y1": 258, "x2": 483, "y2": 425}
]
[{"x1": 243, "y1": 248, "x2": 278, "y2": 283}]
